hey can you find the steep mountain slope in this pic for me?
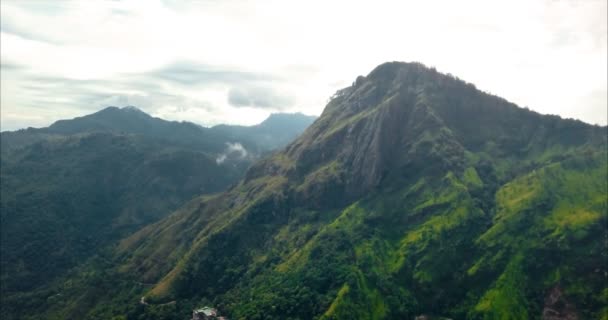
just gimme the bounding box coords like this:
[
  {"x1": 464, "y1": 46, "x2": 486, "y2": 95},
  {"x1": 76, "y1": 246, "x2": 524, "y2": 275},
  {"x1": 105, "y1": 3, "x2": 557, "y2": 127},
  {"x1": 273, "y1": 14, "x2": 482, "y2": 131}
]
[
  {"x1": 16, "y1": 62, "x2": 608, "y2": 320},
  {"x1": 0, "y1": 109, "x2": 314, "y2": 318}
]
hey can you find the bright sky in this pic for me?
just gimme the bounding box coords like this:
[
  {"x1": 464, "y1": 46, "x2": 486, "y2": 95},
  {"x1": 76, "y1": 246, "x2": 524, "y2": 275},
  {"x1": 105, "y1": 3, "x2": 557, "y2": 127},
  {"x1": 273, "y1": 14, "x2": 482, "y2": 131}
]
[{"x1": 1, "y1": 0, "x2": 606, "y2": 131}]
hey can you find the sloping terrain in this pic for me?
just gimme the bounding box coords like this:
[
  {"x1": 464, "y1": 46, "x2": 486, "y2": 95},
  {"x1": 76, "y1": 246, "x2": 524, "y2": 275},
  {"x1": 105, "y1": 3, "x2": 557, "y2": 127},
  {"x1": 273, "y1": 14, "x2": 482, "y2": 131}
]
[
  {"x1": 0, "y1": 108, "x2": 314, "y2": 318},
  {"x1": 8, "y1": 62, "x2": 607, "y2": 320}
]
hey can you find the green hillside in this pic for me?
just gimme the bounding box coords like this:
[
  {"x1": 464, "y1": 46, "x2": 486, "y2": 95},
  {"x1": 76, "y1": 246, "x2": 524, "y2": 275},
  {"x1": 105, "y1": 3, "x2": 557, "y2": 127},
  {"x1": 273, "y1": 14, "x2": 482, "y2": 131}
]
[
  {"x1": 0, "y1": 109, "x2": 314, "y2": 319},
  {"x1": 5, "y1": 62, "x2": 606, "y2": 320}
]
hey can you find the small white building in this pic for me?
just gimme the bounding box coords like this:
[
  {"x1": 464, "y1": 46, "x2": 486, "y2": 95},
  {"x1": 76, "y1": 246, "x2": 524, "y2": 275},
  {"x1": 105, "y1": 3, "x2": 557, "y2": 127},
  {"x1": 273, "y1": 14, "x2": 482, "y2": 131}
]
[{"x1": 192, "y1": 306, "x2": 217, "y2": 320}]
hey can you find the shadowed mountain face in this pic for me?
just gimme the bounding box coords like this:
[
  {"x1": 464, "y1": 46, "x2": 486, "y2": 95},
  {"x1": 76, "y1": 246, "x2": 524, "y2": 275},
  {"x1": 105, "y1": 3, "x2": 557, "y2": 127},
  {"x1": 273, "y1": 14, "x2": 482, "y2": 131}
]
[
  {"x1": 209, "y1": 112, "x2": 319, "y2": 152},
  {"x1": 0, "y1": 108, "x2": 315, "y2": 315},
  {"x1": 4, "y1": 62, "x2": 607, "y2": 320}
]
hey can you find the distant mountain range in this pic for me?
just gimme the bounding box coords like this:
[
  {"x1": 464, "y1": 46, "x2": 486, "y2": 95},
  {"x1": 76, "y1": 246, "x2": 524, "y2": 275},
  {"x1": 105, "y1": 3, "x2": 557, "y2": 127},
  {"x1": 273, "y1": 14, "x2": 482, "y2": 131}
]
[
  {"x1": 0, "y1": 108, "x2": 315, "y2": 316},
  {"x1": 2, "y1": 106, "x2": 316, "y2": 153},
  {"x1": 2, "y1": 63, "x2": 607, "y2": 320}
]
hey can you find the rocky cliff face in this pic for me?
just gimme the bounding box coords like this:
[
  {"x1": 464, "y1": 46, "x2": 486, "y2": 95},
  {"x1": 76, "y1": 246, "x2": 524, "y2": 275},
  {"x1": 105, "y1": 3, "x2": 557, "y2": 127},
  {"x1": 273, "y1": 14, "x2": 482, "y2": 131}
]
[{"x1": 542, "y1": 286, "x2": 580, "y2": 320}]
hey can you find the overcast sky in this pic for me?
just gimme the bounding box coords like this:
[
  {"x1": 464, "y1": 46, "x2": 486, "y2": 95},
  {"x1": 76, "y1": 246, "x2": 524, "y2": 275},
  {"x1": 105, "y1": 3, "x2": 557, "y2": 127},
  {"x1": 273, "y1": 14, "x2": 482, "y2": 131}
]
[{"x1": 1, "y1": 0, "x2": 606, "y2": 131}]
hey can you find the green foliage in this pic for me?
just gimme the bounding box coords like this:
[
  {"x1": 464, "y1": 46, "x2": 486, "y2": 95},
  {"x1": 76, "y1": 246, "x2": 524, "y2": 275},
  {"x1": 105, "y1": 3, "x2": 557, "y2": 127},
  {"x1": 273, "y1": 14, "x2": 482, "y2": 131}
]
[
  {"x1": 472, "y1": 254, "x2": 529, "y2": 320},
  {"x1": 0, "y1": 109, "x2": 314, "y2": 319},
  {"x1": 4, "y1": 62, "x2": 607, "y2": 320}
]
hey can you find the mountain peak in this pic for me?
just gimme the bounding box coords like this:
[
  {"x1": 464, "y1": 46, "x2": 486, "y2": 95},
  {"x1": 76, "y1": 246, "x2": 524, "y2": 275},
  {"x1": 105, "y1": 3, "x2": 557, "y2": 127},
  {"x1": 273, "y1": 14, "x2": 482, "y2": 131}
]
[
  {"x1": 121, "y1": 105, "x2": 147, "y2": 114},
  {"x1": 248, "y1": 61, "x2": 605, "y2": 207},
  {"x1": 97, "y1": 105, "x2": 150, "y2": 117},
  {"x1": 46, "y1": 105, "x2": 156, "y2": 134},
  {"x1": 367, "y1": 60, "x2": 426, "y2": 78}
]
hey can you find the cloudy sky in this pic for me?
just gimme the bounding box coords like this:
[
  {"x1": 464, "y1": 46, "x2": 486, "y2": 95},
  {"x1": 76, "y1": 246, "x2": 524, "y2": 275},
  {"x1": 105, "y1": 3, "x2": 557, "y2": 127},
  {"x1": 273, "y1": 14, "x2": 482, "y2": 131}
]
[{"x1": 1, "y1": 0, "x2": 606, "y2": 131}]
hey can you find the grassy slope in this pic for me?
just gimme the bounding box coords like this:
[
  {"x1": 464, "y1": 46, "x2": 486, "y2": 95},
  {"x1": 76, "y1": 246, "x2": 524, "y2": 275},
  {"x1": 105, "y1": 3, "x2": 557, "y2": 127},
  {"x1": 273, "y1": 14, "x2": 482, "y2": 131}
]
[{"x1": 86, "y1": 151, "x2": 601, "y2": 320}]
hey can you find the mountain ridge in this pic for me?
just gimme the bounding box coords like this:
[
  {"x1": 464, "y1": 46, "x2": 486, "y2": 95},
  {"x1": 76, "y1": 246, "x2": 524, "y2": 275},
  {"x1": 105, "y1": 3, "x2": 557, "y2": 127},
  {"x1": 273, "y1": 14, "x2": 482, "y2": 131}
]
[{"x1": 2, "y1": 106, "x2": 316, "y2": 154}]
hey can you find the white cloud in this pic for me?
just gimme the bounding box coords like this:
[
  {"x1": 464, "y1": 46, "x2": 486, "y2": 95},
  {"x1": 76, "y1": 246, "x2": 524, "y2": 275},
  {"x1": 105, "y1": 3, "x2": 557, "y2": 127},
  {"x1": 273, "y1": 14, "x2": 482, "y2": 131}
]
[
  {"x1": 216, "y1": 142, "x2": 248, "y2": 164},
  {"x1": 1, "y1": 0, "x2": 606, "y2": 131}
]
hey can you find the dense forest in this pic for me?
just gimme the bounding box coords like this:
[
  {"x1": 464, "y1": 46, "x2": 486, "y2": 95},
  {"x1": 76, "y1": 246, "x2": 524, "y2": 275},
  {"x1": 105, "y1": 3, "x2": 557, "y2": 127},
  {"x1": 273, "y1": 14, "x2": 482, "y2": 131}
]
[
  {"x1": 2, "y1": 62, "x2": 606, "y2": 320},
  {"x1": 0, "y1": 108, "x2": 315, "y2": 319}
]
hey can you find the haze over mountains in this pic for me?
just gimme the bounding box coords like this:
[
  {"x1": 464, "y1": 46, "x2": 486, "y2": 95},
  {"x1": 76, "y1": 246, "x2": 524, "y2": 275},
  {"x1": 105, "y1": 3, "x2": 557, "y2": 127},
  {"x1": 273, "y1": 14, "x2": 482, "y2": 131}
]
[
  {"x1": 2, "y1": 106, "x2": 316, "y2": 153},
  {"x1": 1, "y1": 62, "x2": 605, "y2": 320},
  {"x1": 0, "y1": 108, "x2": 315, "y2": 317}
]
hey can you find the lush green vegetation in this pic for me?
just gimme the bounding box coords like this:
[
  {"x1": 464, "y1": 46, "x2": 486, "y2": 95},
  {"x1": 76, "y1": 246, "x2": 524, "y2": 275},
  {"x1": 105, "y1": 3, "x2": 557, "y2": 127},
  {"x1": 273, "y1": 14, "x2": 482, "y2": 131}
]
[
  {"x1": 0, "y1": 108, "x2": 314, "y2": 319},
  {"x1": 2, "y1": 62, "x2": 606, "y2": 320}
]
